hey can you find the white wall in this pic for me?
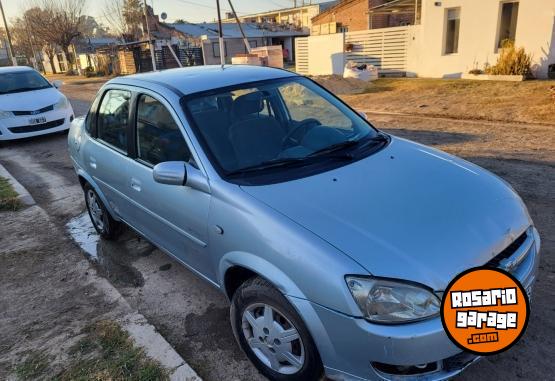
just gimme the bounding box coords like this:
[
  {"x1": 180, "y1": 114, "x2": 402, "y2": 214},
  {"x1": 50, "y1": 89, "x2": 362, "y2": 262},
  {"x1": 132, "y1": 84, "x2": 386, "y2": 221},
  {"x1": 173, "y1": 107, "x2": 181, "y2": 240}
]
[
  {"x1": 306, "y1": 33, "x2": 345, "y2": 75},
  {"x1": 410, "y1": 0, "x2": 555, "y2": 78}
]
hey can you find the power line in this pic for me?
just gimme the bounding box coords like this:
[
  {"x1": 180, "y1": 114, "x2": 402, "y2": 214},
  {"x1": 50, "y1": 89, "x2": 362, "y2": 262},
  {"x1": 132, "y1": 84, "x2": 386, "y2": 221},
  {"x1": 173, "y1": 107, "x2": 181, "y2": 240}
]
[{"x1": 174, "y1": 0, "x2": 248, "y2": 14}]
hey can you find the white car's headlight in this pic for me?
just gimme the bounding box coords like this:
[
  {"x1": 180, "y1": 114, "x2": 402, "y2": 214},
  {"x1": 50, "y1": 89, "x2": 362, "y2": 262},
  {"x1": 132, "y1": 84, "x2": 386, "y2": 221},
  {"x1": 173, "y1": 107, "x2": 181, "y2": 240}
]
[
  {"x1": 0, "y1": 110, "x2": 13, "y2": 119},
  {"x1": 54, "y1": 96, "x2": 70, "y2": 110},
  {"x1": 346, "y1": 276, "x2": 441, "y2": 324}
]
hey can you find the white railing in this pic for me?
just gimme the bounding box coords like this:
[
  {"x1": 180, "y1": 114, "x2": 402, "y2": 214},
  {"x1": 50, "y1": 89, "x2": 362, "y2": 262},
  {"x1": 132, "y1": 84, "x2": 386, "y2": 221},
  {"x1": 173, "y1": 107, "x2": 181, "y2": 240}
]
[
  {"x1": 345, "y1": 26, "x2": 410, "y2": 73},
  {"x1": 295, "y1": 37, "x2": 310, "y2": 75}
]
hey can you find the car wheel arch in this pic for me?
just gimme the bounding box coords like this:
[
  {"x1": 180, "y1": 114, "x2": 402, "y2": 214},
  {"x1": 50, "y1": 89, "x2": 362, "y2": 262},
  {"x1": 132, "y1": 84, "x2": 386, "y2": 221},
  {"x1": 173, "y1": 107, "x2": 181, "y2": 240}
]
[
  {"x1": 219, "y1": 252, "x2": 308, "y2": 301},
  {"x1": 76, "y1": 170, "x2": 120, "y2": 222}
]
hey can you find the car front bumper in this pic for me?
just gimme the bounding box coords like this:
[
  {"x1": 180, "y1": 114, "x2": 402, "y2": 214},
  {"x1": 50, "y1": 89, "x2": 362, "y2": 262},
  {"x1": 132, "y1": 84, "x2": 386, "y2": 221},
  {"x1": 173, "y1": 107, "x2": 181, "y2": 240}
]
[
  {"x1": 0, "y1": 108, "x2": 74, "y2": 141},
  {"x1": 289, "y1": 227, "x2": 541, "y2": 381}
]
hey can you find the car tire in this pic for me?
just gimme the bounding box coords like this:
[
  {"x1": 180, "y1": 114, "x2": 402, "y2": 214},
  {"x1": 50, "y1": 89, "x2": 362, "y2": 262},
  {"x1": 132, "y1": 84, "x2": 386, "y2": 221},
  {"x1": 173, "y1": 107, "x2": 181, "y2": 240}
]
[
  {"x1": 230, "y1": 276, "x2": 324, "y2": 381},
  {"x1": 83, "y1": 183, "x2": 121, "y2": 240}
]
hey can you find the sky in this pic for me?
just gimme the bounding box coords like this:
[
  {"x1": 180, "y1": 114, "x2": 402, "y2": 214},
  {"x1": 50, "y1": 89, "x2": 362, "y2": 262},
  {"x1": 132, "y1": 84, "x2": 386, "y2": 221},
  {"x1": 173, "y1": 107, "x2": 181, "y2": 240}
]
[{"x1": 2, "y1": 0, "x2": 328, "y2": 24}]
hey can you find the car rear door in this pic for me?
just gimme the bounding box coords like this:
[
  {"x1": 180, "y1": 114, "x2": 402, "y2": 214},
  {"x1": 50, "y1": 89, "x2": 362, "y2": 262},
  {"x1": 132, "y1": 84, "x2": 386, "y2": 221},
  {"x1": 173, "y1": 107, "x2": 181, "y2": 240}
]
[
  {"x1": 124, "y1": 91, "x2": 213, "y2": 279},
  {"x1": 83, "y1": 87, "x2": 134, "y2": 222}
]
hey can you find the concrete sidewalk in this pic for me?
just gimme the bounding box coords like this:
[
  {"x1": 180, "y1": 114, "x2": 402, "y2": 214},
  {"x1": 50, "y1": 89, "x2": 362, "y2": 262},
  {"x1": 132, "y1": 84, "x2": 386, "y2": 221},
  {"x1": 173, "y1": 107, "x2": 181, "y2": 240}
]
[{"x1": 0, "y1": 163, "x2": 200, "y2": 381}]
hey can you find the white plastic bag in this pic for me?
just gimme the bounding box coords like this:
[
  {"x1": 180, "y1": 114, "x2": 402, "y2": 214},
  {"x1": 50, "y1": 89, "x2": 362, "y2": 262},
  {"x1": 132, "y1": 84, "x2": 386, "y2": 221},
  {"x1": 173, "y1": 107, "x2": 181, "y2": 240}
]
[{"x1": 343, "y1": 61, "x2": 378, "y2": 82}]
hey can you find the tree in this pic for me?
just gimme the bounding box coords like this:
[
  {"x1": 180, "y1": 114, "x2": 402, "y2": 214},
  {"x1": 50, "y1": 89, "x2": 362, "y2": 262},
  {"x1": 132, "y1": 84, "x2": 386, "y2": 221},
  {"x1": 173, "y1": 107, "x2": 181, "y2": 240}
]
[
  {"x1": 10, "y1": 18, "x2": 35, "y2": 62},
  {"x1": 10, "y1": 7, "x2": 61, "y2": 73},
  {"x1": 103, "y1": 0, "x2": 144, "y2": 42},
  {"x1": 79, "y1": 15, "x2": 110, "y2": 38},
  {"x1": 25, "y1": 0, "x2": 87, "y2": 71}
]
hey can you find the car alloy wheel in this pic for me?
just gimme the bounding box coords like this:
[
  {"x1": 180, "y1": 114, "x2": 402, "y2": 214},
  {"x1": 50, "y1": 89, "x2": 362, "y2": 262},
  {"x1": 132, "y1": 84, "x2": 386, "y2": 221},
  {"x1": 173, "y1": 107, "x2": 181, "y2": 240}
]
[
  {"x1": 231, "y1": 276, "x2": 323, "y2": 381},
  {"x1": 86, "y1": 189, "x2": 105, "y2": 232},
  {"x1": 83, "y1": 183, "x2": 121, "y2": 240},
  {"x1": 242, "y1": 303, "x2": 305, "y2": 374}
]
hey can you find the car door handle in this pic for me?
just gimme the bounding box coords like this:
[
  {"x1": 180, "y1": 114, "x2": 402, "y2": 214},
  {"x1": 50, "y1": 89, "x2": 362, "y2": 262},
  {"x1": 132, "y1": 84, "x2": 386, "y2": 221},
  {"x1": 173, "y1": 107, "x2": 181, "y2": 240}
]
[
  {"x1": 130, "y1": 178, "x2": 141, "y2": 192},
  {"x1": 89, "y1": 157, "x2": 97, "y2": 169}
]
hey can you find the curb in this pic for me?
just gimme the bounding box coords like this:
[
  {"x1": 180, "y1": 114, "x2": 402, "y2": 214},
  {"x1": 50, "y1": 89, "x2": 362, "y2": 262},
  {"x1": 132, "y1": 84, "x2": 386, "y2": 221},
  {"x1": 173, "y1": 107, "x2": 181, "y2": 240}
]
[
  {"x1": 0, "y1": 162, "x2": 202, "y2": 381},
  {"x1": 0, "y1": 163, "x2": 36, "y2": 207},
  {"x1": 123, "y1": 313, "x2": 201, "y2": 381}
]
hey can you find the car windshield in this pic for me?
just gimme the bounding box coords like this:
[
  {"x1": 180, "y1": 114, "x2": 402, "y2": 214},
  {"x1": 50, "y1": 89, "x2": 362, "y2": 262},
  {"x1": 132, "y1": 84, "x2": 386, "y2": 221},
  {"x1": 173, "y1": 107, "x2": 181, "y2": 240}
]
[
  {"x1": 184, "y1": 77, "x2": 382, "y2": 182},
  {"x1": 0, "y1": 70, "x2": 52, "y2": 95}
]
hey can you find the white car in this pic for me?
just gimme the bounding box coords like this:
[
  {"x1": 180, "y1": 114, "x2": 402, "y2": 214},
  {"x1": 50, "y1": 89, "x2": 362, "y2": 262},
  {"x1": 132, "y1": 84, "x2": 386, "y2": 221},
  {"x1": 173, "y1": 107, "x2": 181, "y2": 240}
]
[{"x1": 0, "y1": 66, "x2": 74, "y2": 141}]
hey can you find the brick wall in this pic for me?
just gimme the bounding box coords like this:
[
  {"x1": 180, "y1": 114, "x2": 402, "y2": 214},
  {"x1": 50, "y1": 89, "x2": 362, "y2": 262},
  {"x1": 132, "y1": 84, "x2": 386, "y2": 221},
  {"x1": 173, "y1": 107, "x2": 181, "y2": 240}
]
[
  {"x1": 369, "y1": 0, "x2": 416, "y2": 29},
  {"x1": 312, "y1": 0, "x2": 370, "y2": 32},
  {"x1": 312, "y1": 0, "x2": 416, "y2": 32}
]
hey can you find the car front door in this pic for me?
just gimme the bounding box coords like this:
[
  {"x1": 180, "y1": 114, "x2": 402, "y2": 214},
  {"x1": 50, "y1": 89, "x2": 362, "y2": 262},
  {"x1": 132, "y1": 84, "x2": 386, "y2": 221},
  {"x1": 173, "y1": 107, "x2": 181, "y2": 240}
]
[{"x1": 125, "y1": 92, "x2": 212, "y2": 279}]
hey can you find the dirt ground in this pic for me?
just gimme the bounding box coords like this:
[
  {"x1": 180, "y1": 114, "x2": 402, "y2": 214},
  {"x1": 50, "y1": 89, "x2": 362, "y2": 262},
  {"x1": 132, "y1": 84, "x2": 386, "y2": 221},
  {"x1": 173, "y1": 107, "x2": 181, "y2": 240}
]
[
  {"x1": 0, "y1": 195, "x2": 139, "y2": 379},
  {"x1": 1, "y1": 75, "x2": 554, "y2": 380},
  {"x1": 315, "y1": 75, "x2": 555, "y2": 125}
]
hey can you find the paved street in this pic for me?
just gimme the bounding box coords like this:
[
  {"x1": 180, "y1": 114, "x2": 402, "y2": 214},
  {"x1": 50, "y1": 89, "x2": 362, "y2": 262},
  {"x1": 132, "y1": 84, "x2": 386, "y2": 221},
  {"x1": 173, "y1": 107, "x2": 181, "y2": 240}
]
[{"x1": 1, "y1": 80, "x2": 553, "y2": 381}]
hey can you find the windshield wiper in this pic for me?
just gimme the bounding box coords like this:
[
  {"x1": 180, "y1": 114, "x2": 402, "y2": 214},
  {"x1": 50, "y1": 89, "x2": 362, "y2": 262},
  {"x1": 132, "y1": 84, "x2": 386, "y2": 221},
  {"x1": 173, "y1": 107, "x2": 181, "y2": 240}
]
[
  {"x1": 308, "y1": 139, "x2": 360, "y2": 158},
  {"x1": 308, "y1": 134, "x2": 389, "y2": 159},
  {"x1": 356, "y1": 133, "x2": 389, "y2": 151},
  {"x1": 226, "y1": 135, "x2": 389, "y2": 178},
  {"x1": 226, "y1": 157, "x2": 312, "y2": 177},
  {"x1": 2, "y1": 86, "x2": 50, "y2": 94}
]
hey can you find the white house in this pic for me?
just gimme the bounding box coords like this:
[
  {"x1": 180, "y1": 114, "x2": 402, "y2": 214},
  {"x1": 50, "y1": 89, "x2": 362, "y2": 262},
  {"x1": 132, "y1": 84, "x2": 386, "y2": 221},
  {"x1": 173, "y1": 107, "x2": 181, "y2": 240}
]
[
  {"x1": 172, "y1": 22, "x2": 308, "y2": 65},
  {"x1": 410, "y1": 0, "x2": 555, "y2": 78},
  {"x1": 296, "y1": 0, "x2": 555, "y2": 79},
  {"x1": 223, "y1": 1, "x2": 338, "y2": 33}
]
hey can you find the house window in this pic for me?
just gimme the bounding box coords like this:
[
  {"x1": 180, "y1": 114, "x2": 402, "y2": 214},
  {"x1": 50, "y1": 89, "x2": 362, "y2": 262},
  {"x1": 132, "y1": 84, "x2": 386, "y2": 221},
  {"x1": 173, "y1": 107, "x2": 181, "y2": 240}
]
[
  {"x1": 212, "y1": 42, "x2": 227, "y2": 57},
  {"x1": 444, "y1": 8, "x2": 460, "y2": 54},
  {"x1": 338, "y1": 25, "x2": 349, "y2": 33},
  {"x1": 497, "y1": 1, "x2": 519, "y2": 48}
]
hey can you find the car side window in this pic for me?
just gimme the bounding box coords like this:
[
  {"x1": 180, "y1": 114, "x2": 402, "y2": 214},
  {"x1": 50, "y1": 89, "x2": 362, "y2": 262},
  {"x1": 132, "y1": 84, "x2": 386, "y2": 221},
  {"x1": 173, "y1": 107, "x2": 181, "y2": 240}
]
[
  {"x1": 85, "y1": 94, "x2": 102, "y2": 135},
  {"x1": 97, "y1": 89, "x2": 130, "y2": 153},
  {"x1": 136, "y1": 95, "x2": 191, "y2": 166}
]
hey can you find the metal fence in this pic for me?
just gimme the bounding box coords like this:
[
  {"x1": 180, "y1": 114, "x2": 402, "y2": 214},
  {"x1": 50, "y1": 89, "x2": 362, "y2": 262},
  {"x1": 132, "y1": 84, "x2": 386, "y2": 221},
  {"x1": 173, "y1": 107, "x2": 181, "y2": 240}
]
[
  {"x1": 295, "y1": 37, "x2": 309, "y2": 75},
  {"x1": 345, "y1": 26, "x2": 410, "y2": 73},
  {"x1": 295, "y1": 26, "x2": 411, "y2": 75}
]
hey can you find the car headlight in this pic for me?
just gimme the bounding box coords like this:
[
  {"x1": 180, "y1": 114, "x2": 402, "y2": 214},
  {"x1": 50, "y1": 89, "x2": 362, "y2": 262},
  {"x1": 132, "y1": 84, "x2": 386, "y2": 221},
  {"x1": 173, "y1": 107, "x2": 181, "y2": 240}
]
[
  {"x1": 54, "y1": 97, "x2": 70, "y2": 110},
  {"x1": 346, "y1": 276, "x2": 441, "y2": 324},
  {"x1": 0, "y1": 110, "x2": 13, "y2": 119}
]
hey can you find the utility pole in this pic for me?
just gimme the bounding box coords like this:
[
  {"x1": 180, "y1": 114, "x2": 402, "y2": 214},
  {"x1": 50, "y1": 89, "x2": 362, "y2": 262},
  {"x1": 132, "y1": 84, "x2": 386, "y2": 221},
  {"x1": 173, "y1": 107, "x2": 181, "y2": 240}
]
[
  {"x1": 143, "y1": 0, "x2": 157, "y2": 71},
  {"x1": 227, "y1": 0, "x2": 251, "y2": 54},
  {"x1": 0, "y1": 0, "x2": 17, "y2": 66},
  {"x1": 216, "y1": 0, "x2": 225, "y2": 68}
]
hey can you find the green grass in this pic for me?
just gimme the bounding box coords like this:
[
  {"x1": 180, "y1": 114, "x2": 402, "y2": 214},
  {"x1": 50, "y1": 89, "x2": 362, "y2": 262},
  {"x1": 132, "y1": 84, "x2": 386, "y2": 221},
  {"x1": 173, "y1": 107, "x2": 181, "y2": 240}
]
[
  {"x1": 0, "y1": 176, "x2": 21, "y2": 211},
  {"x1": 57, "y1": 320, "x2": 169, "y2": 381},
  {"x1": 15, "y1": 352, "x2": 50, "y2": 380},
  {"x1": 13, "y1": 321, "x2": 168, "y2": 381}
]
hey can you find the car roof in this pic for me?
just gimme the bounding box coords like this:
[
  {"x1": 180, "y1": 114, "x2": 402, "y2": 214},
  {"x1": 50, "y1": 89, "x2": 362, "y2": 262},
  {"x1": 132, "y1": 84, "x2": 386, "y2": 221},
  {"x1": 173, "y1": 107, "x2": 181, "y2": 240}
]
[
  {"x1": 110, "y1": 65, "x2": 299, "y2": 96},
  {"x1": 0, "y1": 66, "x2": 37, "y2": 74}
]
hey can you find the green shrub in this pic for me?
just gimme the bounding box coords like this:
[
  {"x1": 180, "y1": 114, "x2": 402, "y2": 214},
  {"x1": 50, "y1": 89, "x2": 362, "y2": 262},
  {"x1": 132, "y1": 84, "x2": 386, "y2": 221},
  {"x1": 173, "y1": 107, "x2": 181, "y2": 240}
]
[{"x1": 486, "y1": 40, "x2": 533, "y2": 77}]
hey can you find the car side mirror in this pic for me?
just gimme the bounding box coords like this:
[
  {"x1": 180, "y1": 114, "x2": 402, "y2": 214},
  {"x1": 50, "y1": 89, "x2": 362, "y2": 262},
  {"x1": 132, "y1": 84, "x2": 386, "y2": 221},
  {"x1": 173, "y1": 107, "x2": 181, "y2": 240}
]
[
  {"x1": 153, "y1": 161, "x2": 210, "y2": 193},
  {"x1": 52, "y1": 80, "x2": 63, "y2": 89},
  {"x1": 357, "y1": 110, "x2": 368, "y2": 120}
]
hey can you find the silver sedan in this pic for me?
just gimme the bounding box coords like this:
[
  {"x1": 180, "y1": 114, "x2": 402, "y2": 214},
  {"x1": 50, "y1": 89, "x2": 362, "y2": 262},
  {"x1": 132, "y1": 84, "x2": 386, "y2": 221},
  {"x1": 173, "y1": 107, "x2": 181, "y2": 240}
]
[{"x1": 68, "y1": 65, "x2": 540, "y2": 381}]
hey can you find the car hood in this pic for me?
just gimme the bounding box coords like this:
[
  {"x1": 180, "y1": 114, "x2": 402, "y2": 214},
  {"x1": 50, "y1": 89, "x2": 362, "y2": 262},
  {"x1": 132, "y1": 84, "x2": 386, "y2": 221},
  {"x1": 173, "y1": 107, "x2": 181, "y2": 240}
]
[
  {"x1": 241, "y1": 137, "x2": 531, "y2": 290},
  {"x1": 0, "y1": 87, "x2": 62, "y2": 111}
]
